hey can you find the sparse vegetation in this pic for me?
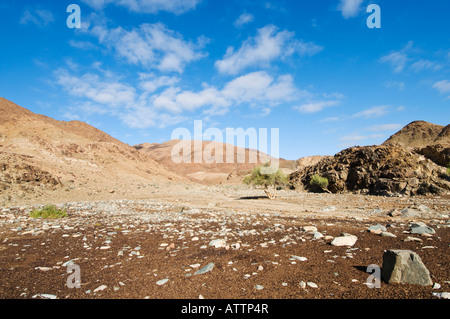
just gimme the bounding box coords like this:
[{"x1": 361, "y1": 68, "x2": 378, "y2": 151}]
[
  {"x1": 243, "y1": 162, "x2": 288, "y2": 199},
  {"x1": 447, "y1": 163, "x2": 450, "y2": 176},
  {"x1": 29, "y1": 205, "x2": 68, "y2": 219},
  {"x1": 309, "y1": 174, "x2": 329, "y2": 193}
]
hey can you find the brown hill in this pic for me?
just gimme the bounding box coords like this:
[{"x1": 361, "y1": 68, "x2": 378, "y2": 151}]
[
  {"x1": 135, "y1": 140, "x2": 295, "y2": 184},
  {"x1": 0, "y1": 97, "x2": 186, "y2": 205},
  {"x1": 383, "y1": 121, "x2": 449, "y2": 148}
]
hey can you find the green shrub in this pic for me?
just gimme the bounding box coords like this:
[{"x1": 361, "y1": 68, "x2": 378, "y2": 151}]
[
  {"x1": 30, "y1": 205, "x2": 68, "y2": 219},
  {"x1": 447, "y1": 164, "x2": 450, "y2": 176},
  {"x1": 243, "y1": 163, "x2": 288, "y2": 189},
  {"x1": 310, "y1": 174, "x2": 329, "y2": 189}
]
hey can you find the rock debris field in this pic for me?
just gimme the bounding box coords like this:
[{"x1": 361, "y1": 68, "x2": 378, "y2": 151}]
[{"x1": 0, "y1": 191, "x2": 449, "y2": 299}]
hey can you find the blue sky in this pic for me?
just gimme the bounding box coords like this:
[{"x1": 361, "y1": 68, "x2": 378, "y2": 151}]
[{"x1": 0, "y1": 0, "x2": 449, "y2": 160}]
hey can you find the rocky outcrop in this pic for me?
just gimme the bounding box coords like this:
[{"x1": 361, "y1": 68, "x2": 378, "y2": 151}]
[
  {"x1": 415, "y1": 144, "x2": 450, "y2": 167},
  {"x1": 0, "y1": 161, "x2": 62, "y2": 191},
  {"x1": 289, "y1": 145, "x2": 450, "y2": 196}
]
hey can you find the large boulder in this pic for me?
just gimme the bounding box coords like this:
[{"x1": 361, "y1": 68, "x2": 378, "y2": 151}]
[{"x1": 381, "y1": 250, "x2": 433, "y2": 286}]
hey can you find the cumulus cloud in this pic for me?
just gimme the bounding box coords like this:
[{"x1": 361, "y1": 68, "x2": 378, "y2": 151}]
[
  {"x1": 215, "y1": 25, "x2": 322, "y2": 75},
  {"x1": 153, "y1": 71, "x2": 301, "y2": 115},
  {"x1": 54, "y1": 69, "x2": 136, "y2": 108},
  {"x1": 54, "y1": 68, "x2": 306, "y2": 128},
  {"x1": 87, "y1": 22, "x2": 206, "y2": 73}
]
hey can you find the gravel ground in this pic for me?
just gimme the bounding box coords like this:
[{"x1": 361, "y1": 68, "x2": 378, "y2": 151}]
[{"x1": 0, "y1": 193, "x2": 448, "y2": 300}]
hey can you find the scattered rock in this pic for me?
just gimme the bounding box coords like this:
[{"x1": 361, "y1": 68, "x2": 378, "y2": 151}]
[
  {"x1": 291, "y1": 256, "x2": 307, "y2": 262},
  {"x1": 401, "y1": 208, "x2": 421, "y2": 218},
  {"x1": 301, "y1": 226, "x2": 318, "y2": 232},
  {"x1": 410, "y1": 222, "x2": 435, "y2": 235},
  {"x1": 432, "y1": 292, "x2": 450, "y2": 299},
  {"x1": 307, "y1": 282, "x2": 318, "y2": 288},
  {"x1": 156, "y1": 279, "x2": 169, "y2": 286},
  {"x1": 33, "y1": 293, "x2": 57, "y2": 299},
  {"x1": 312, "y1": 232, "x2": 324, "y2": 239},
  {"x1": 380, "y1": 231, "x2": 397, "y2": 238},
  {"x1": 209, "y1": 239, "x2": 228, "y2": 249},
  {"x1": 404, "y1": 236, "x2": 423, "y2": 242},
  {"x1": 368, "y1": 224, "x2": 387, "y2": 232},
  {"x1": 94, "y1": 285, "x2": 108, "y2": 293},
  {"x1": 388, "y1": 209, "x2": 402, "y2": 217},
  {"x1": 331, "y1": 234, "x2": 357, "y2": 247},
  {"x1": 381, "y1": 250, "x2": 433, "y2": 286},
  {"x1": 194, "y1": 263, "x2": 215, "y2": 275}
]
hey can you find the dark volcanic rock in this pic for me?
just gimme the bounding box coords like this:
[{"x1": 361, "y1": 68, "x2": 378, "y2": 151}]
[{"x1": 289, "y1": 145, "x2": 450, "y2": 196}]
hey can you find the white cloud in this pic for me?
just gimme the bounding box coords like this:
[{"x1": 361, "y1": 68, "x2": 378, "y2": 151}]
[
  {"x1": 69, "y1": 40, "x2": 98, "y2": 50},
  {"x1": 20, "y1": 9, "x2": 54, "y2": 27},
  {"x1": 294, "y1": 100, "x2": 340, "y2": 113},
  {"x1": 139, "y1": 73, "x2": 180, "y2": 93},
  {"x1": 234, "y1": 13, "x2": 254, "y2": 28},
  {"x1": 319, "y1": 116, "x2": 341, "y2": 123},
  {"x1": 54, "y1": 69, "x2": 304, "y2": 128},
  {"x1": 411, "y1": 59, "x2": 442, "y2": 72},
  {"x1": 433, "y1": 80, "x2": 450, "y2": 94},
  {"x1": 81, "y1": 0, "x2": 201, "y2": 14},
  {"x1": 215, "y1": 25, "x2": 322, "y2": 75},
  {"x1": 385, "y1": 81, "x2": 405, "y2": 91},
  {"x1": 87, "y1": 23, "x2": 206, "y2": 73},
  {"x1": 353, "y1": 105, "x2": 389, "y2": 119},
  {"x1": 366, "y1": 123, "x2": 403, "y2": 132},
  {"x1": 379, "y1": 51, "x2": 409, "y2": 73},
  {"x1": 337, "y1": 0, "x2": 364, "y2": 19},
  {"x1": 154, "y1": 71, "x2": 300, "y2": 115},
  {"x1": 380, "y1": 42, "x2": 444, "y2": 74},
  {"x1": 54, "y1": 69, "x2": 136, "y2": 108},
  {"x1": 293, "y1": 92, "x2": 345, "y2": 114}
]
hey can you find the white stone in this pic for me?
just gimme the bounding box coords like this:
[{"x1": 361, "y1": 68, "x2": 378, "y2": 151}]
[
  {"x1": 331, "y1": 234, "x2": 357, "y2": 247},
  {"x1": 94, "y1": 285, "x2": 107, "y2": 293},
  {"x1": 307, "y1": 282, "x2": 318, "y2": 288},
  {"x1": 209, "y1": 239, "x2": 228, "y2": 249}
]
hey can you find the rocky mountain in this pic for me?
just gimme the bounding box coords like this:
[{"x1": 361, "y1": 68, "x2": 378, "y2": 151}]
[
  {"x1": 383, "y1": 121, "x2": 448, "y2": 148},
  {"x1": 383, "y1": 121, "x2": 450, "y2": 167},
  {"x1": 0, "y1": 97, "x2": 185, "y2": 205},
  {"x1": 289, "y1": 120, "x2": 450, "y2": 196}
]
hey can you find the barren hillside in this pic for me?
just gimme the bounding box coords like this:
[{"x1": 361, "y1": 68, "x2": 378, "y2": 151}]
[
  {"x1": 0, "y1": 97, "x2": 186, "y2": 205},
  {"x1": 383, "y1": 121, "x2": 449, "y2": 148},
  {"x1": 135, "y1": 140, "x2": 296, "y2": 184}
]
